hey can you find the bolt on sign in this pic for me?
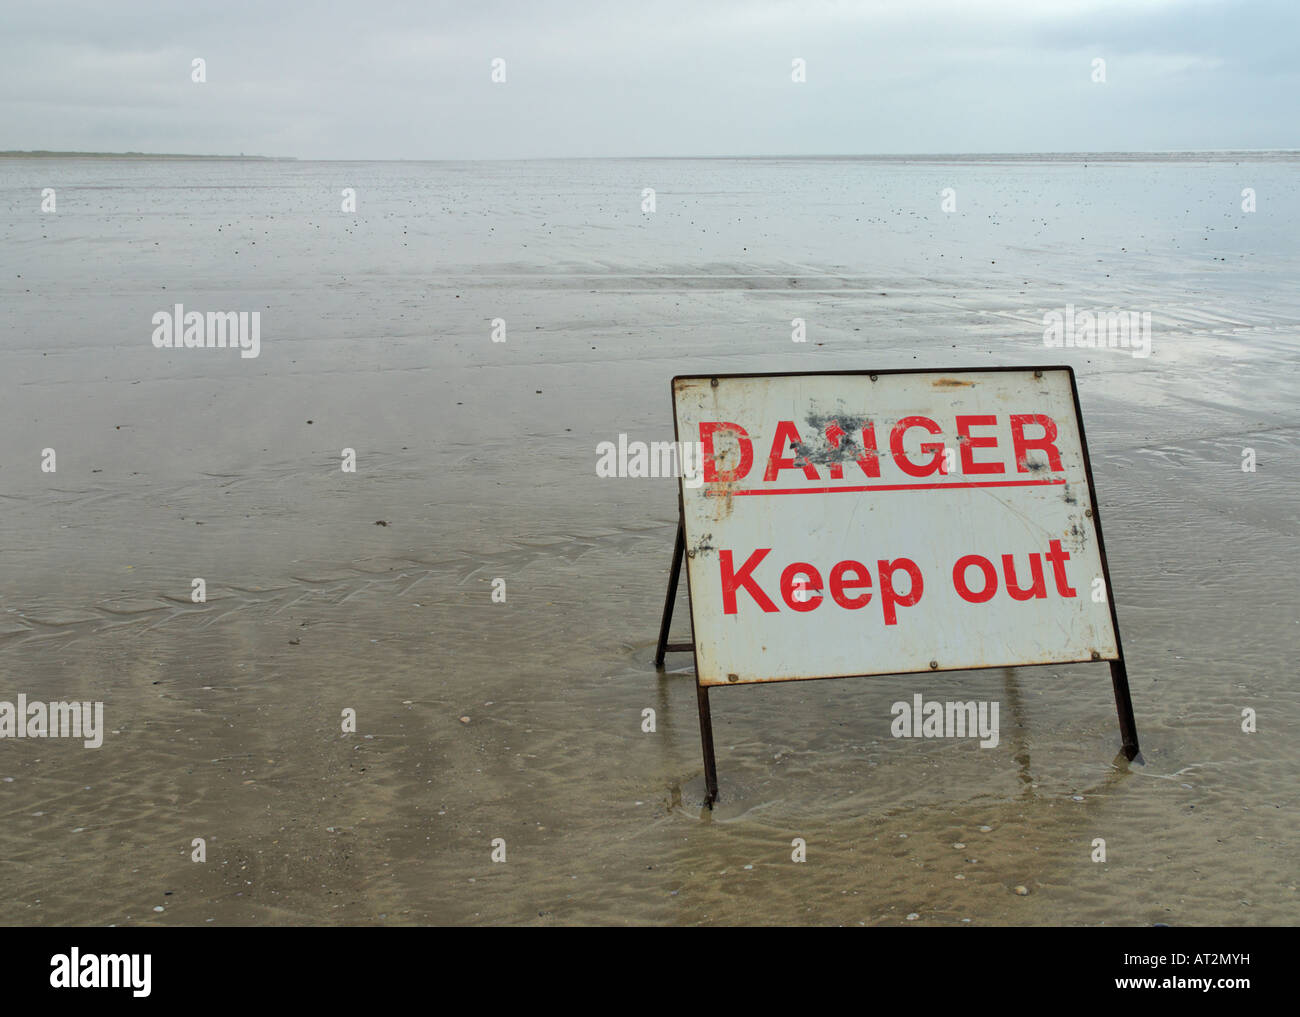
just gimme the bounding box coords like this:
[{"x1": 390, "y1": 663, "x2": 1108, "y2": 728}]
[{"x1": 654, "y1": 368, "x2": 1139, "y2": 806}]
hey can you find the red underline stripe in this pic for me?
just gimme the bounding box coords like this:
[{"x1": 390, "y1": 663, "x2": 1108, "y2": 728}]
[{"x1": 706, "y1": 477, "x2": 1066, "y2": 496}]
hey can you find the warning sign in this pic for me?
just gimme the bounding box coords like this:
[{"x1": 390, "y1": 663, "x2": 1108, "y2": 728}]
[{"x1": 672, "y1": 368, "x2": 1121, "y2": 687}]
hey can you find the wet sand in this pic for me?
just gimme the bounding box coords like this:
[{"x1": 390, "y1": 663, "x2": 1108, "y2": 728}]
[{"x1": 1, "y1": 155, "x2": 1298, "y2": 925}]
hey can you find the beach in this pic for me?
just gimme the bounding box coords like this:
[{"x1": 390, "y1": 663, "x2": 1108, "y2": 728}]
[{"x1": 1, "y1": 153, "x2": 1298, "y2": 925}]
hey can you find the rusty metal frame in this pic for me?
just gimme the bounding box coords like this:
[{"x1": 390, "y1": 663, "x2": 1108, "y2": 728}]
[{"x1": 656, "y1": 365, "x2": 1141, "y2": 808}]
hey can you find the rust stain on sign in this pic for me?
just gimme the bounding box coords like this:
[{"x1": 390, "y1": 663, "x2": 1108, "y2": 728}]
[
  {"x1": 932, "y1": 377, "x2": 975, "y2": 387},
  {"x1": 708, "y1": 483, "x2": 738, "y2": 520}
]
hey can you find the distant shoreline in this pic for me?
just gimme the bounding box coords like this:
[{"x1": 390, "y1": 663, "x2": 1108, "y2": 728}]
[
  {"x1": 2, "y1": 149, "x2": 1296, "y2": 163},
  {"x1": 0, "y1": 150, "x2": 294, "y2": 160}
]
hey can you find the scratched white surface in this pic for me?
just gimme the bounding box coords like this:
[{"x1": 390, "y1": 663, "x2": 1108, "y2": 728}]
[{"x1": 674, "y1": 369, "x2": 1119, "y2": 686}]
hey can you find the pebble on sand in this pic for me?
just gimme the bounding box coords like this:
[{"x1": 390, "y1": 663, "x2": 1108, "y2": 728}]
[
  {"x1": 1014, "y1": 885, "x2": 1030, "y2": 896},
  {"x1": 459, "y1": 716, "x2": 471, "y2": 724}
]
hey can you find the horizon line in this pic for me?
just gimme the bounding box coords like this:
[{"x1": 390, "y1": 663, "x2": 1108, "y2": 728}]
[{"x1": 4, "y1": 148, "x2": 1299, "y2": 163}]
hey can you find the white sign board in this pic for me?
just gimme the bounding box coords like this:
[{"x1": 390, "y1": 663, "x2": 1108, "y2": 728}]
[{"x1": 672, "y1": 368, "x2": 1119, "y2": 687}]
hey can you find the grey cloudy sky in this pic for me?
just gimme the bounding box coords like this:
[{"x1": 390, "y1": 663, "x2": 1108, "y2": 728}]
[{"x1": 2, "y1": 0, "x2": 1295, "y2": 159}]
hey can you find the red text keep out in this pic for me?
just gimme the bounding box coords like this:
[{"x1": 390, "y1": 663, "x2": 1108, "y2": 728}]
[{"x1": 719, "y1": 540, "x2": 1079, "y2": 625}]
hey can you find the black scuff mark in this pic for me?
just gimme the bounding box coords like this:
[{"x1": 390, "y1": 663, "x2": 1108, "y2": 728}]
[{"x1": 797, "y1": 411, "x2": 879, "y2": 467}]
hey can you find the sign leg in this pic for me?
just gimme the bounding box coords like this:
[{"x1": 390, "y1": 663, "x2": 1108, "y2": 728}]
[
  {"x1": 1109, "y1": 659, "x2": 1141, "y2": 761},
  {"x1": 654, "y1": 520, "x2": 686, "y2": 668},
  {"x1": 696, "y1": 684, "x2": 719, "y2": 808}
]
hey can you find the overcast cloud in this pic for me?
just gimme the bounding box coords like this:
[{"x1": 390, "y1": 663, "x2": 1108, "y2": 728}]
[{"x1": 1, "y1": 0, "x2": 1295, "y2": 158}]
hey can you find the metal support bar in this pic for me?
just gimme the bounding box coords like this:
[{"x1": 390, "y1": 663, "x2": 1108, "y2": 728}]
[
  {"x1": 696, "y1": 684, "x2": 719, "y2": 808},
  {"x1": 653, "y1": 519, "x2": 714, "y2": 805},
  {"x1": 654, "y1": 520, "x2": 687, "y2": 668},
  {"x1": 1109, "y1": 659, "x2": 1141, "y2": 761}
]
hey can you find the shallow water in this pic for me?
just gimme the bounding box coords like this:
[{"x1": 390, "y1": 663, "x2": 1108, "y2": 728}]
[{"x1": 1, "y1": 154, "x2": 1298, "y2": 924}]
